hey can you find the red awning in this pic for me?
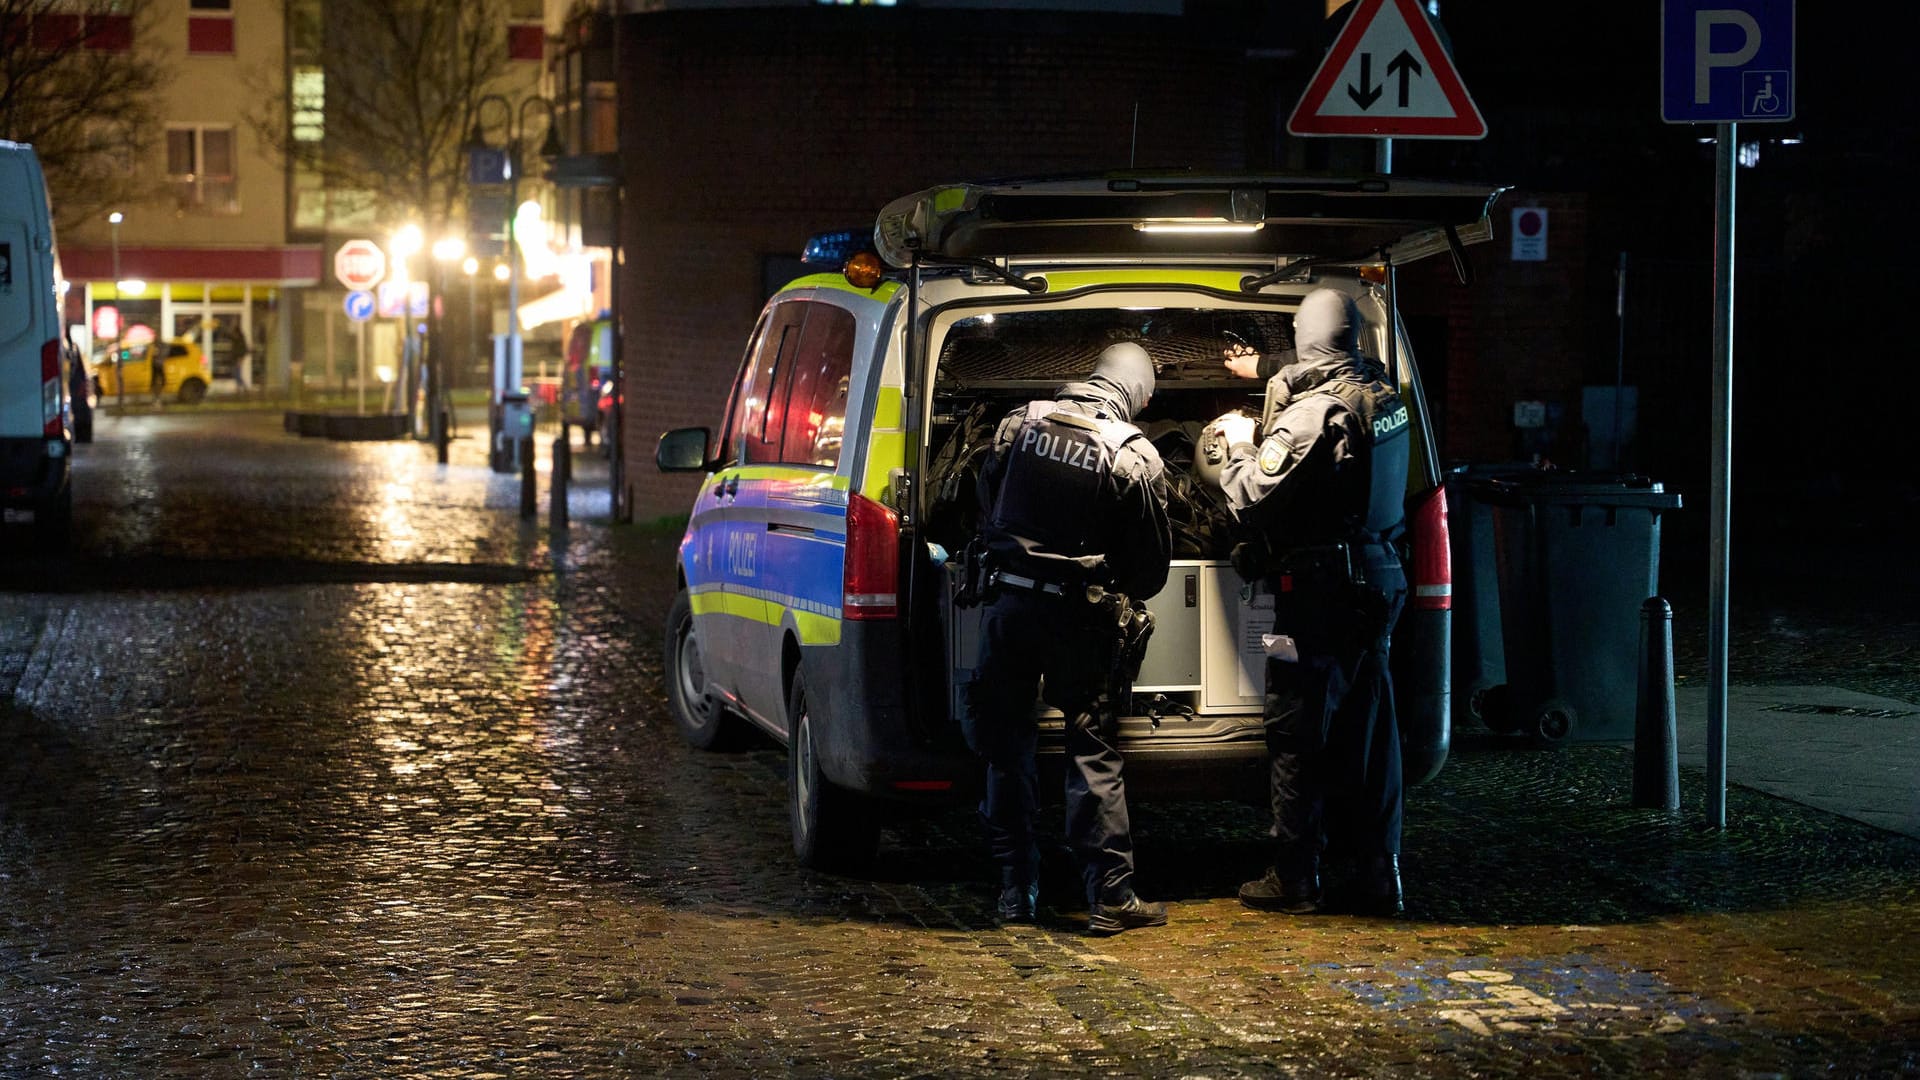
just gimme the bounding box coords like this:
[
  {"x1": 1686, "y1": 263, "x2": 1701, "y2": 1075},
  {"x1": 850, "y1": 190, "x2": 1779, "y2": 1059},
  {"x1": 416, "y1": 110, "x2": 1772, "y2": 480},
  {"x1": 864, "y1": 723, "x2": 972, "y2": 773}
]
[{"x1": 59, "y1": 245, "x2": 325, "y2": 285}]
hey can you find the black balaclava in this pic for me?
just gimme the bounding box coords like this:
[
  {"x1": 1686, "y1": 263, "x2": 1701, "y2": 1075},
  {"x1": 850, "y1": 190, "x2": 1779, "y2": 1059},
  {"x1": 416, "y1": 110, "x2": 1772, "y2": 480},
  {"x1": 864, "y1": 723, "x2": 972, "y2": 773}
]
[{"x1": 1063, "y1": 341, "x2": 1155, "y2": 421}]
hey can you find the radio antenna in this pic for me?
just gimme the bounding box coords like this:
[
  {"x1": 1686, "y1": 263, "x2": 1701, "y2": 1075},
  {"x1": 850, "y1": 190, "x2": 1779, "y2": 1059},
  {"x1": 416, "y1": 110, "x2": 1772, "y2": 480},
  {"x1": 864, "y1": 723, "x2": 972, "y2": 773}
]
[{"x1": 1129, "y1": 102, "x2": 1139, "y2": 167}]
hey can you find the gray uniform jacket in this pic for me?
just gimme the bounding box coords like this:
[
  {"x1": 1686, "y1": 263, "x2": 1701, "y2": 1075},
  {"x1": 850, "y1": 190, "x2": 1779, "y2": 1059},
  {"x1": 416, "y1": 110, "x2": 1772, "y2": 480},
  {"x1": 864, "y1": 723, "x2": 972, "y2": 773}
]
[{"x1": 1218, "y1": 352, "x2": 1398, "y2": 544}]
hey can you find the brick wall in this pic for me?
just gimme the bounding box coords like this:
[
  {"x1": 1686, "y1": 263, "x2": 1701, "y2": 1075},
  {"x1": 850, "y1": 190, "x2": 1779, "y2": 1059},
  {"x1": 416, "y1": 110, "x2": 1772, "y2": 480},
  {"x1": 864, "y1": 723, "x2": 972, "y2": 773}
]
[
  {"x1": 616, "y1": 8, "x2": 1252, "y2": 521},
  {"x1": 1399, "y1": 191, "x2": 1593, "y2": 467}
]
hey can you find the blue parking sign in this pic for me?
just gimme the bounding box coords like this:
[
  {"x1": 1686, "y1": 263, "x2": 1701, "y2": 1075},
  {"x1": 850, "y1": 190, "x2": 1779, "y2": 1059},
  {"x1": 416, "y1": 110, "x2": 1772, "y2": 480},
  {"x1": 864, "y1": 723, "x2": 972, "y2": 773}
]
[{"x1": 1662, "y1": 0, "x2": 1794, "y2": 123}]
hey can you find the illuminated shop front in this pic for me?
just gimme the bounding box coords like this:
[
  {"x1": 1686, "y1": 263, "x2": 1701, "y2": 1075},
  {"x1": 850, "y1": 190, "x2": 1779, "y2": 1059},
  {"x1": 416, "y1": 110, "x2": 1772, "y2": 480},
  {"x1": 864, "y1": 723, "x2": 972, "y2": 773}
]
[{"x1": 59, "y1": 246, "x2": 322, "y2": 394}]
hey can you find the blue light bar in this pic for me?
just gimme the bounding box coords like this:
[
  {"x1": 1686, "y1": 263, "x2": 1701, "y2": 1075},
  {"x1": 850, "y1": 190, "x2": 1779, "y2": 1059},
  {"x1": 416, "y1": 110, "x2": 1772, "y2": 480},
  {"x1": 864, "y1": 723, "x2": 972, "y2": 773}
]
[{"x1": 801, "y1": 229, "x2": 871, "y2": 267}]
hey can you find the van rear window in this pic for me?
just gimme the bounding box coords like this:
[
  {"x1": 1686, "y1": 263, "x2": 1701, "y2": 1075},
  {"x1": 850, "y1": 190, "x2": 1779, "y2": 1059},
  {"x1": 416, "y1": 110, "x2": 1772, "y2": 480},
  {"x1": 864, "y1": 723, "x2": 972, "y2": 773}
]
[
  {"x1": 937, "y1": 307, "x2": 1294, "y2": 386},
  {"x1": 0, "y1": 223, "x2": 30, "y2": 342}
]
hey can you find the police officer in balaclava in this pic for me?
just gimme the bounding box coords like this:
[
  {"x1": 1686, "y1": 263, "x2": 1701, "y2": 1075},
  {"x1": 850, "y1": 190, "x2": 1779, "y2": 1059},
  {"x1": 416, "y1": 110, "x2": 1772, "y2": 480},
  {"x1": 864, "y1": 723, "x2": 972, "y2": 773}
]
[
  {"x1": 1210, "y1": 287, "x2": 1412, "y2": 917},
  {"x1": 964, "y1": 340, "x2": 1173, "y2": 935}
]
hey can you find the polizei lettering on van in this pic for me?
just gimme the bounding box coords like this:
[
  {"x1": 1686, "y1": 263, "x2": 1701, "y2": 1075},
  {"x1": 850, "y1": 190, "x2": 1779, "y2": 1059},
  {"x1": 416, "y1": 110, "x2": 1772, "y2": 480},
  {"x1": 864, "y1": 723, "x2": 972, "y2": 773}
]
[
  {"x1": 1019, "y1": 427, "x2": 1103, "y2": 473},
  {"x1": 1373, "y1": 405, "x2": 1410, "y2": 439}
]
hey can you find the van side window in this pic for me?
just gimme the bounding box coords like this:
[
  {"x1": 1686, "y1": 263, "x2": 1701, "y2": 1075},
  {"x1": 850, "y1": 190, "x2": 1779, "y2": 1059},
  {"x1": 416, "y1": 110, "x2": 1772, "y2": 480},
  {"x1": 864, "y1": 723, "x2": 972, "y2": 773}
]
[
  {"x1": 740, "y1": 301, "x2": 806, "y2": 465},
  {"x1": 722, "y1": 310, "x2": 773, "y2": 464},
  {"x1": 780, "y1": 304, "x2": 857, "y2": 468}
]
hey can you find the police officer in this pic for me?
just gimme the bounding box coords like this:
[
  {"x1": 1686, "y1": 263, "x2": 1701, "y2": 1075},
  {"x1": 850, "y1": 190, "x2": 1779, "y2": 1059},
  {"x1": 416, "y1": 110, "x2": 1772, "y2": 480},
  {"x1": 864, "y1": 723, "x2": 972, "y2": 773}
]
[
  {"x1": 965, "y1": 341, "x2": 1173, "y2": 935},
  {"x1": 1212, "y1": 288, "x2": 1411, "y2": 917}
]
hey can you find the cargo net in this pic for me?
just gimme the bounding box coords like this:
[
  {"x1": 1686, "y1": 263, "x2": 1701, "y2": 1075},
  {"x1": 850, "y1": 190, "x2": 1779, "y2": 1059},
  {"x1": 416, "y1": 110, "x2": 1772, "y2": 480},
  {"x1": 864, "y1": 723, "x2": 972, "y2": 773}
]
[
  {"x1": 927, "y1": 307, "x2": 1287, "y2": 558},
  {"x1": 936, "y1": 307, "x2": 1295, "y2": 386}
]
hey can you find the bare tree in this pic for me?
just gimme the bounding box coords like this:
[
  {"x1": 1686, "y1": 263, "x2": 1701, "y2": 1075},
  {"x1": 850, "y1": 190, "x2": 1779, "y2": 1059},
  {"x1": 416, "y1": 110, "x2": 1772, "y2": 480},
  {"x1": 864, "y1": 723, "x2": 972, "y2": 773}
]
[
  {"x1": 0, "y1": 0, "x2": 166, "y2": 233},
  {"x1": 249, "y1": 0, "x2": 517, "y2": 232}
]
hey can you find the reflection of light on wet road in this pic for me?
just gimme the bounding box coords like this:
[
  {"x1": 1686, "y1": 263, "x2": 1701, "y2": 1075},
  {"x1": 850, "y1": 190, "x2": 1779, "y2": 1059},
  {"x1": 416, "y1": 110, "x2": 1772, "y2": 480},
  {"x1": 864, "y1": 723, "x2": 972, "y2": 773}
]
[
  {"x1": 371, "y1": 478, "x2": 419, "y2": 561},
  {"x1": 1318, "y1": 956, "x2": 1724, "y2": 1042}
]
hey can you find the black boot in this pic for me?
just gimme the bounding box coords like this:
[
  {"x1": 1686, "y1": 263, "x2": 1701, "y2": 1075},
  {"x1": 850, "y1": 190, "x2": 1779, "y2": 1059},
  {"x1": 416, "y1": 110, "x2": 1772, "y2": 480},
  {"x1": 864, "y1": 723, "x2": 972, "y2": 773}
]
[
  {"x1": 1238, "y1": 867, "x2": 1322, "y2": 913},
  {"x1": 996, "y1": 870, "x2": 1038, "y2": 925},
  {"x1": 1352, "y1": 853, "x2": 1403, "y2": 917}
]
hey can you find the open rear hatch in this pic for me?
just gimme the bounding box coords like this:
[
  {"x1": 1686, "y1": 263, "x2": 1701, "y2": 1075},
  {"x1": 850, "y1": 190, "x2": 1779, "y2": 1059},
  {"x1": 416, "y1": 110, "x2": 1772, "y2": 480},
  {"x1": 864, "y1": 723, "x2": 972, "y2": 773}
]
[{"x1": 876, "y1": 174, "x2": 1508, "y2": 273}]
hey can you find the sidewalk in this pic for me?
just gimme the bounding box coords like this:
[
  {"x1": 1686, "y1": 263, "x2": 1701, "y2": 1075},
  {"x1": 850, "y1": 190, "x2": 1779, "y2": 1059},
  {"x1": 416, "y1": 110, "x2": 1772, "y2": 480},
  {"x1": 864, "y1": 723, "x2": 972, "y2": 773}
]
[{"x1": 1677, "y1": 684, "x2": 1920, "y2": 838}]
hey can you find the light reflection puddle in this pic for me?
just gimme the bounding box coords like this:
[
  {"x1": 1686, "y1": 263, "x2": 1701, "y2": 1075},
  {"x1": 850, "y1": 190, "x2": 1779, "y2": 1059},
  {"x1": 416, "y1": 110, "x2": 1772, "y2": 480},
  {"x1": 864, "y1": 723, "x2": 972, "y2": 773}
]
[{"x1": 1314, "y1": 955, "x2": 1734, "y2": 1041}]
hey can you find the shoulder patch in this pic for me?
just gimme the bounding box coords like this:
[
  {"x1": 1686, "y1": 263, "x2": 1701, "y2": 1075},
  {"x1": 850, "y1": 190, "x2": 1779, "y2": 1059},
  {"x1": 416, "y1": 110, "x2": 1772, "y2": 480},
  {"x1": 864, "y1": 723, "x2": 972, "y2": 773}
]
[{"x1": 1257, "y1": 442, "x2": 1286, "y2": 475}]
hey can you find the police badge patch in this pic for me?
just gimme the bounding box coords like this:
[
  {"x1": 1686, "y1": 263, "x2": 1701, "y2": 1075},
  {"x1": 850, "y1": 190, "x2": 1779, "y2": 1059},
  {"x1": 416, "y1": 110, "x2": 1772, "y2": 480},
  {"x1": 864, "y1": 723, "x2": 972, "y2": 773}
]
[{"x1": 1257, "y1": 442, "x2": 1285, "y2": 475}]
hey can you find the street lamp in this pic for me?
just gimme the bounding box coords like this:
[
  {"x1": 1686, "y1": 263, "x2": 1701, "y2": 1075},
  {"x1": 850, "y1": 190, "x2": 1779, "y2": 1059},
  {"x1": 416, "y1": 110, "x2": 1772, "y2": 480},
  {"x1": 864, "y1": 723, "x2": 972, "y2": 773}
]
[
  {"x1": 108, "y1": 211, "x2": 124, "y2": 407},
  {"x1": 466, "y1": 93, "x2": 564, "y2": 472},
  {"x1": 428, "y1": 236, "x2": 466, "y2": 463},
  {"x1": 389, "y1": 224, "x2": 425, "y2": 430}
]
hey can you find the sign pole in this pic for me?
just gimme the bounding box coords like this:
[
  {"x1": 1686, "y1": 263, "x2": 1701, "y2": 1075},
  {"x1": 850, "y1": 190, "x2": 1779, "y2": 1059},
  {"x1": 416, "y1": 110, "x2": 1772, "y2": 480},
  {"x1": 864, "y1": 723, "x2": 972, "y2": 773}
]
[
  {"x1": 357, "y1": 320, "x2": 367, "y2": 416},
  {"x1": 1706, "y1": 120, "x2": 1737, "y2": 829}
]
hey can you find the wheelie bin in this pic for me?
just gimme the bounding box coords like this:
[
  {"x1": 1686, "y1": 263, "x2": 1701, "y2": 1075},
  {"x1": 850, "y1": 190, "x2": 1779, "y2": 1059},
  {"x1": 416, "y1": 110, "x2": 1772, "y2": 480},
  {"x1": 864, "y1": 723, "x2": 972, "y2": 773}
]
[
  {"x1": 1468, "y1": 473, "x2": 1682, "y2": 744},
  {"x1": 1442, "y1": 463, "x2": 1537, "y2": 730}
]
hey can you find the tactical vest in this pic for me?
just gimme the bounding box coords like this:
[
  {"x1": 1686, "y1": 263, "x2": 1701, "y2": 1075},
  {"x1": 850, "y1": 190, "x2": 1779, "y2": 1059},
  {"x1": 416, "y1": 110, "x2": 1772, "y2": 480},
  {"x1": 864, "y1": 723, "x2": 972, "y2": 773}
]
[
  {"x1": 985, "y1": 401, "x2": 1137, "y2": 583},
  {"x1": 1317, "y1": 377, "x2": 1411, "y2": 540}
]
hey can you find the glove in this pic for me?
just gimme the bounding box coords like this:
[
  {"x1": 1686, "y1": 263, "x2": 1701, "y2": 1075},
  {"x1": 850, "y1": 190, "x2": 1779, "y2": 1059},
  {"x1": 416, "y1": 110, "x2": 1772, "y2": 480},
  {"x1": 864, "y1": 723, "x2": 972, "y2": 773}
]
[
  {"x1": 1210, "y1": 411, "x2": 1257, "y2": 451},
  {"x1": 1194, "y1": 411, "x2": 1257, "y2": 489}
]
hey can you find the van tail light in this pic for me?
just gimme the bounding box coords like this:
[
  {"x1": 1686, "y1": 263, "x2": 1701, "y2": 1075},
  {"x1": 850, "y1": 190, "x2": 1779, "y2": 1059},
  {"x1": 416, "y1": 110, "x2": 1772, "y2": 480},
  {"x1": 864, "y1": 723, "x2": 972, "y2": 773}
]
[
  {"x1": 41, "y1": 338, "x2": 62, "y2": 437},
  {"x1": 843, "y1": 492, "x2": 900, "y2": 620},
  {"x1": 1407, "y1": 485, "x2": 1451, "y2": 611}
]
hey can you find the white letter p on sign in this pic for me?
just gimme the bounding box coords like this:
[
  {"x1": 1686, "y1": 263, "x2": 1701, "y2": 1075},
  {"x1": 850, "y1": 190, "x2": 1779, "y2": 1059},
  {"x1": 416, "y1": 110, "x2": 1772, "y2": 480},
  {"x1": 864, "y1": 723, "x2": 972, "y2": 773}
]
[{"x1": 1695, "y1": 9, "x2": 1761, "y2": 103}]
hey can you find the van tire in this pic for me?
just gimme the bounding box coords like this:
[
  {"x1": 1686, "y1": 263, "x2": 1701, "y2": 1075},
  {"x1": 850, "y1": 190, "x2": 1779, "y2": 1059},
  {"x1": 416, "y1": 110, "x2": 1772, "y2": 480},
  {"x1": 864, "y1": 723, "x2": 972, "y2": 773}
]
[
  {"x1": 665, "y1": 590, "x2": 739, "y2": 750},
  {"x1": 788, "y1": 671, "x2": 879, "y2": 871},
  {"x1": 178, "y1": 378, "x2": 208, "y2": 405}
]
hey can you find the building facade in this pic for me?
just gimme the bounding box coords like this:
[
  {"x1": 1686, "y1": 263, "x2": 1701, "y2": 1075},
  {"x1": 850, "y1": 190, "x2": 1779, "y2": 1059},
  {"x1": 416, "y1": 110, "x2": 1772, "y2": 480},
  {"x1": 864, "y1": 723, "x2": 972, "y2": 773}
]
[{"x1": 56, "y1": 0, "x2": 313, "y2": 394}]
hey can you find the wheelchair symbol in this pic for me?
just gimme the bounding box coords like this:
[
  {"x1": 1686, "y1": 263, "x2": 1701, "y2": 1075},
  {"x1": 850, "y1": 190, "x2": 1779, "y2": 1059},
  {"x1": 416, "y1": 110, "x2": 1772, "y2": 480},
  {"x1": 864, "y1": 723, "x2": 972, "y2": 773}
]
[{"x1": 1742, "y1": 70, "x2": 1788, "y2": 119}]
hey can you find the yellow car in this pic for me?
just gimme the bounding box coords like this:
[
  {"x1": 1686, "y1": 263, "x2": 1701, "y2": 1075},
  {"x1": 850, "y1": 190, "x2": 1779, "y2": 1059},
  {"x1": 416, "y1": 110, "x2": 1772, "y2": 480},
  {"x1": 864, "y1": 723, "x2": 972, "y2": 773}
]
[{"x1": 93, "y1": 339, "x2": 212, "y2": 404}]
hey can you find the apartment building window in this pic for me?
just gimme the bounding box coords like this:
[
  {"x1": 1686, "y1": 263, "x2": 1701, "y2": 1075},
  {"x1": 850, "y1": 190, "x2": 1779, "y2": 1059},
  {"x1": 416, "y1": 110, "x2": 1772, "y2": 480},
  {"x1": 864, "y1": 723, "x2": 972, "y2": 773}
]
[
  {"x1": 187, "y1": 17, "x2": 233, "y2": 54},
  {"x1": 167, "y1": 125, "x2": 240, "y2": 214},
  {"x1": 292, "y1": 67, "x2": 324, "y2": 142},
  {"x1": 187, "y1": 0, "x2": 234, "y2": 55},
  {"x1": 508, "y1": 0, "x2": 542, "y2": 62}
]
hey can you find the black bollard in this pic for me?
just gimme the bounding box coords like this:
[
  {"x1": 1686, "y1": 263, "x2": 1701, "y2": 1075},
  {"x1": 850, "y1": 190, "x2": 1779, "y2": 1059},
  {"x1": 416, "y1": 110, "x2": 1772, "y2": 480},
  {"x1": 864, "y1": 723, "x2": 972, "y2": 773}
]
[
  {"x1": 1633, "y1": 595, "x2": 1680, "y2": 811},
  {"x1": 434, "y1": 406, "x2": 450, "y2": 465},
  {"x1": 519, "y1": 436, "x2": 537, "y2": 520},
  {"x1": 550, "y1": 434, "x2": 570, "y2": 531}
]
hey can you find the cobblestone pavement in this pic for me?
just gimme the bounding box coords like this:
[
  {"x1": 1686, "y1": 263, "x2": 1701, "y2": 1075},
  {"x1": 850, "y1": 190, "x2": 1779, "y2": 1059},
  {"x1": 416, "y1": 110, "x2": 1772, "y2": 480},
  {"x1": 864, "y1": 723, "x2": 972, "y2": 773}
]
[{"x1": 0, "y1": 412, "x2": 1914, "y2": 1077}]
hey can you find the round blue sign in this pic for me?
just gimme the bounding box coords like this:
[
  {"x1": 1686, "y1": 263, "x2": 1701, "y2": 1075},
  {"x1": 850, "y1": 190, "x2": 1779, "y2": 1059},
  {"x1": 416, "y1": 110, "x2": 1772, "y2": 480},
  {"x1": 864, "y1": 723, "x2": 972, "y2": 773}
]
[{"x1": 344, "y1": 290, "x2": 375, "y2": 322}]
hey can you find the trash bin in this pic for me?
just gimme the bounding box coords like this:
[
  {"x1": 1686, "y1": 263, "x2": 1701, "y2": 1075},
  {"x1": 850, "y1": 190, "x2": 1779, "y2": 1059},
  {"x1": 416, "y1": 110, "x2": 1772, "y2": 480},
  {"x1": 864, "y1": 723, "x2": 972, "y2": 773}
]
[
  {"x1": 1469, "y1": 472, "x2": 1682, "y2": 744},
  {"x1": 492, "y1": 393, "x2": 534, "y2": 473},
  {"x1": 1443, "y1": 463, "x2": 1538, "y2": 730}
]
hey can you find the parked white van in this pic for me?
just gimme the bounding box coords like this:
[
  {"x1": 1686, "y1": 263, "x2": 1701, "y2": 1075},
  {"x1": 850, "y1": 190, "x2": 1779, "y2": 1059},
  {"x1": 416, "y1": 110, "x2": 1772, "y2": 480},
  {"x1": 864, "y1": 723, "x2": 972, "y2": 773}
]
[{"x1": 0, "y1": 141, "x2": 72, "y2": 543}]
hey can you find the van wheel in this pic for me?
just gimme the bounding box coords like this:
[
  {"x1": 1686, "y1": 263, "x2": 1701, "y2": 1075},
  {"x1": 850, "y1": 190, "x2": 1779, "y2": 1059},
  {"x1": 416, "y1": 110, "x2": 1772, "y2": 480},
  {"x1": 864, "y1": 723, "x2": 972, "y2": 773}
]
[
  {"x1": 178, "y1": 378, "x2": 207, "y2": 405},
  {"x1": 665, "y1": 590, "x2": 738, "y2": 749},
  {"x1": 788, "y1": 671, "x2": 879, "y2": 871}
]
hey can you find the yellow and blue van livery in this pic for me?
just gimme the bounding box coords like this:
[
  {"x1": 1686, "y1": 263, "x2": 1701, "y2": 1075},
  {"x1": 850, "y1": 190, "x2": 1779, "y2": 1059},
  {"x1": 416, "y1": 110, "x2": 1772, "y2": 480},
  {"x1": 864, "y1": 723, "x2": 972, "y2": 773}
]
[{"x1": 658, "y1": 177, "x2": 1506, "y2": 869}]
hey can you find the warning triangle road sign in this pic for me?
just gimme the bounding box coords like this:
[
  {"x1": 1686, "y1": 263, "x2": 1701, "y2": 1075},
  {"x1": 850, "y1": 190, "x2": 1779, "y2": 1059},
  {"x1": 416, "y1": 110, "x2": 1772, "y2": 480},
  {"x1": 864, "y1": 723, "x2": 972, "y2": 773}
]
[{"x1": 1289, "y1": 0, "x2": 1487, "y2": 140}]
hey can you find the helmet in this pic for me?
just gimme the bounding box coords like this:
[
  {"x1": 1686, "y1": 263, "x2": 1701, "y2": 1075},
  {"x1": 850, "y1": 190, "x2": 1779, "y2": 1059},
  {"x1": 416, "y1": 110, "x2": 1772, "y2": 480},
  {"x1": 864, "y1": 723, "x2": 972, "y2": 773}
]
[{"x1": 1193, "y1": 410, "x2": 1255, "y2": 488}]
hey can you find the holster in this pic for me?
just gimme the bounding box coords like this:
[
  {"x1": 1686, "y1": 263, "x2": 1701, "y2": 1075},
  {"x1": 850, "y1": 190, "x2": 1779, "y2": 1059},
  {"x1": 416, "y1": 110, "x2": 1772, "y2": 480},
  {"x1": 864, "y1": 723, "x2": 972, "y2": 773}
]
[
  {"x1": 1268, "y1": 542, "x2": 1389, "y2": 656},
  {"x1": 954, "y1": 537, "x2": 994, "y2": 609}
]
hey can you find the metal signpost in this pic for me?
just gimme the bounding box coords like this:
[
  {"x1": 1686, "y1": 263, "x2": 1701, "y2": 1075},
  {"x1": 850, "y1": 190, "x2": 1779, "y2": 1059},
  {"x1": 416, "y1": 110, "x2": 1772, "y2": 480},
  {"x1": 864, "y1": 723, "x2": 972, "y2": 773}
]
[
  {"x1": 334, "y1": 240, "x2": 385, "y2": 416},
  {"x1": 344, "y1": 290, "x2": 373, "y2": 417},
  {"x1": 1661, "y1": 0, "x2": 1795, "y2": 828}
]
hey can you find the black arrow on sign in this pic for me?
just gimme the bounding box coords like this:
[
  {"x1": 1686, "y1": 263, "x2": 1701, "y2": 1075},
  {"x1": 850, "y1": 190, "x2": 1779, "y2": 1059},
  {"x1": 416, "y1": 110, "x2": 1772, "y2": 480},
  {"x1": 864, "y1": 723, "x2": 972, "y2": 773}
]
[
  {"x1": 1386, "y1": 49, "x2": 1423, "y2": 108},
  {"x1": 1347, "y1": 53, "x2": 1383, "y2": 110}
]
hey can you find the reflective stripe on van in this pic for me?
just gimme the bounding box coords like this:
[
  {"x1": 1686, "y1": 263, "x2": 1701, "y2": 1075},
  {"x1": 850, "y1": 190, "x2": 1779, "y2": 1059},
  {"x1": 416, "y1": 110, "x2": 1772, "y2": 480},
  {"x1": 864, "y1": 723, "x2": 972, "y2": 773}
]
[{"x1": 861, "y1": 385, "x2": 906, "y2": 502}]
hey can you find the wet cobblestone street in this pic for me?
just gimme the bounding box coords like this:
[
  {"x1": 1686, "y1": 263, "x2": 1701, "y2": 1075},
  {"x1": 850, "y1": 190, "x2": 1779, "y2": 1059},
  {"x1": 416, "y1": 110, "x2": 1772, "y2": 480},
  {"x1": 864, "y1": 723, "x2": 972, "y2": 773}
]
[{"x1": 1, "y1": 412, "x2": 1915, "y2": 1077}]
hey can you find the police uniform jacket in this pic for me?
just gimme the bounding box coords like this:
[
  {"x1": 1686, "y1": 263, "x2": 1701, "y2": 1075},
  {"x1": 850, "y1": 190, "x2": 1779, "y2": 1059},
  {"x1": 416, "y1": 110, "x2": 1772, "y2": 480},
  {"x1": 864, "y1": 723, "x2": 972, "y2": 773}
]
[
  {"x1": 1218, "y1": 351, "x2": 1409, "y2": 548},
  {"x1": 976, "y1": 381, "x2": 1172, "y2": 603}
]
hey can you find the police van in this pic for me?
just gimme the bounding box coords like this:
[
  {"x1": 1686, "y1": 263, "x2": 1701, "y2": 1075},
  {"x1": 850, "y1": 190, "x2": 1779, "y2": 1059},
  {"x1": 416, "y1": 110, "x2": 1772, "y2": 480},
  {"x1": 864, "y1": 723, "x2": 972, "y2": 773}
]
[{"x1": 656, "y1": 175, "x2": 1506, "y2": 868}]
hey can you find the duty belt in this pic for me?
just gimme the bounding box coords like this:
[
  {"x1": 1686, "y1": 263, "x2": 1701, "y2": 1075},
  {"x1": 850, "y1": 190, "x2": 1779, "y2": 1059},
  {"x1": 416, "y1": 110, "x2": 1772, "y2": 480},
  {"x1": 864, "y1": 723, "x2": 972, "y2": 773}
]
[
  {"x1": 989, "y1": 570, "x2": 1123, "y2": 609},
  {"x1": 987, "y1": 570, "x2": 1068, "y2": 597}
]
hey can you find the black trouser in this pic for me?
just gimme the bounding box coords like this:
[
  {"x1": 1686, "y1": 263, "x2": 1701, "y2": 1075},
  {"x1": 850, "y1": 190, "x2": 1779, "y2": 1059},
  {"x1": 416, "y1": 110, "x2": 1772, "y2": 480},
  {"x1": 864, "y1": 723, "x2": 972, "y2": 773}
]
[
  {"x1": 1263, "y1": 540, "x2": 1407, "y2": 877},
  {"x1": 961, "y1": 589, "x2": 1136, "y2": 906}
]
